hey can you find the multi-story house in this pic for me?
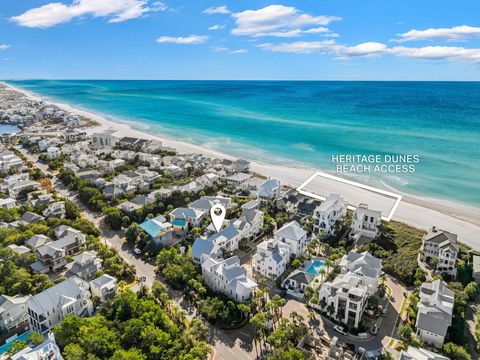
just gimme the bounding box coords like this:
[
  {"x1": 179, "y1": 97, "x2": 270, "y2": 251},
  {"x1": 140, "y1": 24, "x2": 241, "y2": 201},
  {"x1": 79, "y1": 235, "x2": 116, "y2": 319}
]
[
  {"x1": 191, "y1": 224, "x2": 240, "y2": 265},
  {"x1": 10, "y1": 333, "x2": 64, "y2": 360},
  {"x1": 91, "y1": 130, "x2": 119, "y2": 149},
  {"x1": 274, "y1": 221, "x2": 308, "y2": 258},
  {"x1": 35, "y1": 244, "x2": 67, "y2": 272},
  {"x1": 26, "y1": 277, "x2": 93, "y2": 335},
  {"x1": 0, "y1": 294, "x2": 31, "y2": 334},
  {"x1": 42, "y1": 201, "x2": 66, "y2": 218},
  {"x1": 139, "y1": 215, "x2": 177, "y2": 247},
  {"x1": 0, "y1": 197, "x2": 16, "y2": 209},
  {"x1": 252, "y1": 239, "x2": 290, "y2": 280},
  {"x1": 416, "y1": 280, "x2": 454, "y2": 348},
  {"x1": 47, "y1": 146, "x2": 61, "y2": 159},
  {"x1": 201, "y1": 256, "x2": 257, "y2": 303},
  {"x1": 169, "y1": 207, "x2": 206, "y2": 228},
  {"x1": 313, "y1": 193, "x2": 347, "y2": 236},
  {"x1": 227, "y1": 172, "x2": 252, "y2": 189},
  {"x1": 90, "y1": 274, "x2": 117, "y2": 301},
  {"x1": 422, "y1": 227, "x2": 459, "y2": 276},
  {"x1": 233, "y1": 201, "x2": 264, "y2": 240},
  {"x1": 0, "y1": 152, "x2": 23, "y2": 175},
  {"x1": 257, "y1": 178, "x2": 281, "y2": 203},
  {"x1": 67, "y1": 251, "x2": 102, "y2": 281},
  {"x1": 318, "y1": 251, "x2": 382, "y2": 328},
  {"x1": 188, "y1": 196, "x2": 230, "y2": 213},
  {"x1": 350, "y1": 204, "x2": 382, "y2": 242}
]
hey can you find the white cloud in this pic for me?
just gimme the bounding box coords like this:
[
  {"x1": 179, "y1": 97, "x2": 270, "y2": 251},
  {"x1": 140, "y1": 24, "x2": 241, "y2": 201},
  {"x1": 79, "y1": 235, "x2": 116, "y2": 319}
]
[
  {"x1": 11, "y1": 0, "x2": 164, "y2": 28},
  {"x1": 208, "y1": 24, "x2": 225, "y2": 31},
  {"x1": 203, "y1": 6, "x2": 230, "y2": 15},
  {"x1": 389, "y1": 46, "x2": 480, "y2": 61},
  {"x1": 258, "y1": 39, "x2": 480, "y2": 63},
  {"x1": 0, "y1": 44, "x2": 11, "y2": 50},
  {"x1": 394, "y1": 25, "x2": 480, "y2": 42},
  {"x1": 231, "y1": 5, "x2": 340, "y2": 37},
  {"x1": 258, "y1": 40, "x2": 386, "y2": 57},
  {"x1": 157, "y1": 35, "x2": 208, "y2": 44},
  {"x1": 212, "y1": 46, "x2": 247, "y2": 54}
]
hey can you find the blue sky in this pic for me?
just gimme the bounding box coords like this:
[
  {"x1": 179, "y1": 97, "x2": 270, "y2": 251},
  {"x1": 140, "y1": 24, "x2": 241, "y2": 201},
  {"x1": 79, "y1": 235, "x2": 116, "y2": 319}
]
[{"x1": 1, "y1": 0, "x2": 480, "y2": 80}]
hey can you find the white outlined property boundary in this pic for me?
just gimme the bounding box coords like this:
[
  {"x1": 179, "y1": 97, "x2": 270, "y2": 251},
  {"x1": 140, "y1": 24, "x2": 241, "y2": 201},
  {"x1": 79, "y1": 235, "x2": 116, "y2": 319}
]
[{"x1": 296, "y1": 171, "x2": 402, "y2": 221}]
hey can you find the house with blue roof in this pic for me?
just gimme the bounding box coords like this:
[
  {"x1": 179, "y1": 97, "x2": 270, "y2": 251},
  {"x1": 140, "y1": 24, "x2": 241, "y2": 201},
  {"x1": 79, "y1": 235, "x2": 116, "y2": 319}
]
[{"x1": 139, "y1": 215, "x2": 178, "y2": 248}]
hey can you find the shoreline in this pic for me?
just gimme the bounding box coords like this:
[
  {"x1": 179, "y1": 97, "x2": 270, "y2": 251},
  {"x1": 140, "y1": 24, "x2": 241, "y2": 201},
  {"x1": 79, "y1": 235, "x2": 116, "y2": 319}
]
[{"x1": 3, "y1": 81, "x2": 480, "y2": 249}]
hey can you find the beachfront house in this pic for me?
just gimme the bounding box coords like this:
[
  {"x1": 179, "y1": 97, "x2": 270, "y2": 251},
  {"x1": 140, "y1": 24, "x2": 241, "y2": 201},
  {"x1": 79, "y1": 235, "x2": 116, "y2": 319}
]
[
  {"x1": 26, "y1": 276, "x2": 93, "y2": 335},
  {"x1": 227, "y1": 172, "x2": 252, "y2": 189},
  {"x1": 202, "y1": 255, "x2": 257, "y2": 303},
  {"x1": 422, "y1": 227, "x2": 458, "y2": 276},
  {"x1": 274, "y1": 220, "x2": 308, "y2": 258},
  {"x1": 257, "y1": 178, "x2": 281, "y2": 203},
  {"x1": 318, "y1": 251, "x2": 382, "y2": 328},
  {"x1": 313, "y1": 193, "x2": 347, "y2": 236},
  {"x1": 252, "y1": 239, "x2": 290, "y2": 280},
  {"x1": 350, "y1": 204, "x2": 382, "y2": 243},
  {"x1": 416, "y1": 280, "x2": 454, "y2": 348},
  {"x1": 91, "y1": 130, "x2": 119, "y2": 149}
]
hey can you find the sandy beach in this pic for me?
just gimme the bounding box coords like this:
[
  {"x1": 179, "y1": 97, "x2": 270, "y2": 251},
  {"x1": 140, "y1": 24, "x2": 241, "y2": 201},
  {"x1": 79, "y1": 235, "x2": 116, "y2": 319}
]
[{"x1": 5, "y1": 82, "x2": 480, "y2": 250}]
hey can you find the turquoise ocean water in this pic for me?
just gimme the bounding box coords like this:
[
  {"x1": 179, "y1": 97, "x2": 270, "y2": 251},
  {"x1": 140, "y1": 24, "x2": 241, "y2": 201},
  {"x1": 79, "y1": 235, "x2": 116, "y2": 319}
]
[{"x1": 6, "y1": 80, "x2": 480, "y2": 208}]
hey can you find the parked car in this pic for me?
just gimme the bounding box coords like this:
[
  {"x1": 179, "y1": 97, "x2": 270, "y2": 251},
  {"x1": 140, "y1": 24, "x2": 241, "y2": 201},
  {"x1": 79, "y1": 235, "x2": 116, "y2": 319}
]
[
  {"x1": 381, "y1": 308, "x2": 387, "y2": 317},
  {"x1": 133, "y1": 247, "x2": 142, "y2": 255},
  {"x1": 357, "y1": 347, "x2": 366, "y2": 356},
  {"x1": 333, "y1": 325, "x2": 348, "y2": 335},
  {"x1": 370, "y1": 324, "x2": 379, "y2": 335}
]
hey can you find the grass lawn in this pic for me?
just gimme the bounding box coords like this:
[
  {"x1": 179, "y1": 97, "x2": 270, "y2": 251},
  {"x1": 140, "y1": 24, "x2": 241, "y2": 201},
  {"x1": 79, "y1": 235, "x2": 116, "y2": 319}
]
[{"x1": 358, "y1": 220, "x2": 425, "y2": 286}]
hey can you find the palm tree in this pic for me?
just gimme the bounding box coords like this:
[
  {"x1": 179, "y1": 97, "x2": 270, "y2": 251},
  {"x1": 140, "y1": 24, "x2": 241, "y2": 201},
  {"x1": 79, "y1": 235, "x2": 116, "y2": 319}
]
[
  {"x1": 319, "y1": 268, "x2": 326, "y2": 281},
  {"x1": 250, "y1": 312, "x2": 269, "y2": 357}
]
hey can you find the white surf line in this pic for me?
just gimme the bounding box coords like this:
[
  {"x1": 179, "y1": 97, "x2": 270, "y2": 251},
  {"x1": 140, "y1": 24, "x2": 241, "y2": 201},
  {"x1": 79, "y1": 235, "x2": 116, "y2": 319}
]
[{"x1": 296, "y1": 171, "x2": 402, "y2": 221}]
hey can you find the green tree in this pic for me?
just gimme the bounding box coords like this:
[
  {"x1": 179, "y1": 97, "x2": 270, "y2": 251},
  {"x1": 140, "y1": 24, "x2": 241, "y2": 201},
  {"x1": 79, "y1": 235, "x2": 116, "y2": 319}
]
[
  {"x1": 443, "y1": 342, "x2": 472, "y2": 360},
  {"x1": 464, "y1": 281, "x2": 478, "y2": 301},
  {"x1": 104, "y1": 207, "x2": 123, "y2": 230}
]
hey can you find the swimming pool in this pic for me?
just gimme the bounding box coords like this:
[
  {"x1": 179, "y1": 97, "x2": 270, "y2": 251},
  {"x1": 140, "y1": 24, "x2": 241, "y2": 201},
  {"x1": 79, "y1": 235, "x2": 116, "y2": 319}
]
[
  {"x1": 0, "y1": 331, "x2": 31, "y2": 355},
  {"x1": 305, "y1": 260, "x2": 326, "y2": 276}
]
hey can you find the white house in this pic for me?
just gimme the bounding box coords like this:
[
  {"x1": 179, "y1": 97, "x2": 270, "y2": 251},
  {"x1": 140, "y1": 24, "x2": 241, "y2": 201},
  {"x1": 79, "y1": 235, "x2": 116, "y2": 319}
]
[
  {"x1": 252, "y1": 239, "x2": 290, "y2": 280},
  {"x1": 90, "y1": 274, "x2": 117, "y2": 301},
  {"x1": 47, "y1": 146, "x2": 61, "y2": 159},
  {"x1": 91, "y1": 130, "x2": 119, "y2": 149},
  {"x1": 422, "y1": 227, "x2": 459, "y2": 277},
  {"x1": 191, "y1": 224, "x2": 240, "y2": 264},
  {"x1": 188, "y1": 196, "x2": 230, "y2": 213},
  {"x1": 416, "y1": 280, "x2": 454, "y2": 348},
  {"x1": 313, "y1": 193, "x2": 347, "y2": 236},
  {"x1": 350, "y1": 204, "x2": 381, "y2": 242},
  {"x1": 10, "y1": 332, "x2": 64, "y2": 360},
  {"x1": 202, "y1": 256, "x2": 257, "y2": 302},
  {"x1": 26, "y1": 276, "x2": 93, "y2": 335},
  {"x1": 169, "y1": 207, "x2": 206, "y2": 228},
  {"x1": 0, "y1": 152, "x2": 23, "y2": 175},
  {"x1": 318, "y1": 251, "x2": 382, "y2": 328},
  {"x1": 0, "y1": 294, "x2": 31, "y2": 333},
  {"x1": 0, "y1": 197, "x2": 17, "y2": 209},
  {"x1": 42, "y1": 201, "x2": 66, "y2": 218},
  {"x1": 227, "y1": 172, "x2": 252, "y2": 189},
  {"x1": 257, "y1": 178, "x2": 281, "y2": 203},
  {"x1": 399, "y1": 346, "x2": 450, "y2": 360},
  {"x1": 274, "y1": 221, "x2": 308, "y2": 258}
]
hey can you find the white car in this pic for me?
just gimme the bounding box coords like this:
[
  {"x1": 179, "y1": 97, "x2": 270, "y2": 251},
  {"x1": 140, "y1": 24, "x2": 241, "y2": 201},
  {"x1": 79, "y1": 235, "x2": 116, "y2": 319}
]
[
  {"x1": 333, "y1": 325, "x2": 347, "y2": 335},
  {"x1": 133, "y1": 248, "x2": 142, "y2": 255},
  {"x1": 370, "y1": 324, "x2": 379, "y2": 335}
]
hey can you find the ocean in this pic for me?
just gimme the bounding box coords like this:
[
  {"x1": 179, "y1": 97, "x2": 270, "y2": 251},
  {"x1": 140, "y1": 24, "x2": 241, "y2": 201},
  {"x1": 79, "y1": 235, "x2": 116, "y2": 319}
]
[{"x1": 6, "y1": 80, "x2": 480, "y2": 208}]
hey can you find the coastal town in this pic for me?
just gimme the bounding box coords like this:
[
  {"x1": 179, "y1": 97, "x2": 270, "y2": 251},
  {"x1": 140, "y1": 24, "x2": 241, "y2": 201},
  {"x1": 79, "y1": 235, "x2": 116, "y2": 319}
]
[{"x1": 0, "y1": 81, "x2": 479, "y2": 360}]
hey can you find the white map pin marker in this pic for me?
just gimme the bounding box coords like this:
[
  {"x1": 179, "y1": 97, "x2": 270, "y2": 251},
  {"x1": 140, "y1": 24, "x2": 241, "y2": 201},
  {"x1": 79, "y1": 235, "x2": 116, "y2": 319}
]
[{"x1": 210, "y1": 204, "x2": 226, "y2": 233}]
